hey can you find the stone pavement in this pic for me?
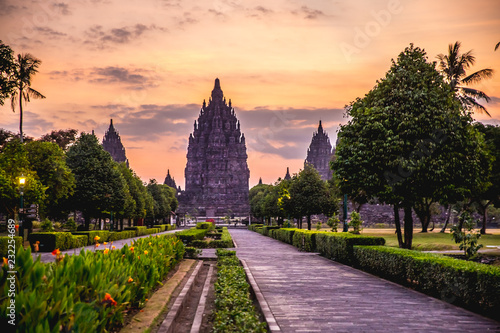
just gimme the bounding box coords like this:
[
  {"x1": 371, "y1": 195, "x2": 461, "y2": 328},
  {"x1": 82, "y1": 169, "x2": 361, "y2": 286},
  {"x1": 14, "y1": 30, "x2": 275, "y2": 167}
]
[
  {"x1": 32, "y1": 229, "x2": 178, "y2": 264},
  {"x1": 230, "y1": 229, "x2": 500, "y2": 333}
]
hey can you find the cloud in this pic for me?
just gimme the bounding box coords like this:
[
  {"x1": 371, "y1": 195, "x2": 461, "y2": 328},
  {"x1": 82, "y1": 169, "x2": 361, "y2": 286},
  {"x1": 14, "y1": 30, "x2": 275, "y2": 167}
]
[
  {"x1": 52, "y1": 2, "x2": 71, "y2": 15},
  {"x1": 22, "y1": 111, "x2": 55, "y2": 135},
  {"x1": 84, "y1": 24, "x2": 166, "y2": 48},
  {"x1": 178, "y1": 12, "x2": 198, "y2": 27},
  {"x1": 34, "y1": 26, "x2": 67, "y2": 37},
  {"x1": 292, "y1": 5, "x2": 326, "y2": 20},
  {"x1": 489, "y1": 96, "x2": 500, "y2": 105}
]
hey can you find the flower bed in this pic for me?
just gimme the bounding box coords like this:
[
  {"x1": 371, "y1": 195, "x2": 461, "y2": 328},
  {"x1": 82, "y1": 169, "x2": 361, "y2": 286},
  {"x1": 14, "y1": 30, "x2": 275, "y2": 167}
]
[
  {"x1": 175, "y1": 228, "x2": 208, "y2": 243},
  {"x1": 0, "y1": 236, "x2": 23, "y2": 258},
  {"x1": 213, "y1": 249, "x2": 267, "y2": 332},
  {"x1": 190, "y1": 227, "x2": 234, "y2": 248},
  {"x1": 0, "y1": 234, "x2": 184, "y2": 332}
]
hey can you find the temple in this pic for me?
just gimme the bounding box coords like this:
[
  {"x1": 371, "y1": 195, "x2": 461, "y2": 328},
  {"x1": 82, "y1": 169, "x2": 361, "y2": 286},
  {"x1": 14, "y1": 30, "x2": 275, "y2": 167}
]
[
  {"x1": 102, "y1": 119, "x2": 129, "y2": 167},
  {"x1": 284, "y1": 167, "x2": 291, "y2": 180},
  {"x1": 179, "y1": 78, "x2": 250, "y2": 217},
  {"x1": 163, "y1": 169, "x2": 180, "y2": 192},
  {"x1": 305, "y1": 120, "x2": 335, "y2": 181}
]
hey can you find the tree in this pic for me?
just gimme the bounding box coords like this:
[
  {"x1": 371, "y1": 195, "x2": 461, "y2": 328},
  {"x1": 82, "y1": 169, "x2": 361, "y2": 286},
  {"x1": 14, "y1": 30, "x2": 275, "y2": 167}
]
[
  {"x1": 0, "y1": 41, "x2": 15, "y2": 106},
  {"x1": 66, "y1": 133, "x2": 126, "y2": 230},
  {"x1": 495, "y1": 42, "x2": 500, "y2": 51},
  {"x1": 333, "y1": 44, "x2": 488, "y2": 248},
  {"x1": 0, "y1": 139, "x2": 45, "y2": 219},
  {"x1": 288, "y1": 164, "x2": 333, "y2": 230},
  {"x1": 249, "y1": 183, "x2": 271, "y2": 223},
  {"x1": 473, "y1": 123, "x2": 500, "y2": 234},
  {"x1": 10, "y1": 53, "x2": 46, "y2": 142},
  {"x1": 39, "y1": 129, "x2": 78, "y2": 150},
  {"x1": 437, "y1": 41, "x2": 494, "y2": 115},
  {"x1": 25, "y1": 141, "x2": 75, "y2": 219},
  {"x1": 146, "y1": 180, "x2": 177, "y2": 224}
]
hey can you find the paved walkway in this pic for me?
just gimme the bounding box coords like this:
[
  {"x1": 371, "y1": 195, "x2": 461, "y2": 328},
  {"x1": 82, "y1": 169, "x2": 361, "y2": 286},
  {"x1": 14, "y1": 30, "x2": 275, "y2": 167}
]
[
  {"x1": 32, "y1": 230, "x2": 178, "y2": 263},
  {"x1": 230, "y1": 229, "x2": 500, "y2": 333}
]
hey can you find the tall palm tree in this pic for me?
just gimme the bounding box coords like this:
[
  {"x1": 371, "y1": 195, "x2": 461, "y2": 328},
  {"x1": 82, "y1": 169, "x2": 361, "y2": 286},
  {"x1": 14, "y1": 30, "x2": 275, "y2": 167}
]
[
  {"x1": 10, "y1": 53, "x2": 45, "y2": 143},
  {"x1": 437, "y1": 41, "x2": 494, "y2": 115},
  {"x1": 495, "y1": 42, "x2": 500, "y2": 51}
]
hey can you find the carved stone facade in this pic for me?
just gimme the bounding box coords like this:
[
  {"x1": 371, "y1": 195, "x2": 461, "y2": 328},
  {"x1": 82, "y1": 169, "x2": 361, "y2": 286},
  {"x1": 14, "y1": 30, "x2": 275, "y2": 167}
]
[
  {"x1": 163, "y1": 169, "x2": 181, "y2": 193},
  {"x1": 179, "y1": 79, "x2": 250, "y2": 217},
  {"x1": 102, "y1": 119, "x2": 129, "y2": 167},
  {"x1": 305, "y1": 120, "x2": 335, "y2": 181}
]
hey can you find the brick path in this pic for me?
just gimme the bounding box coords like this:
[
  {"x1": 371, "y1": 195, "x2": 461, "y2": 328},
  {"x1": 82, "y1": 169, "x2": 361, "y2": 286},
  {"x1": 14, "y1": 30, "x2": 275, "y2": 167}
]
[{"x1": 230, "y1": 229, "x2": 500, "y2": 333}]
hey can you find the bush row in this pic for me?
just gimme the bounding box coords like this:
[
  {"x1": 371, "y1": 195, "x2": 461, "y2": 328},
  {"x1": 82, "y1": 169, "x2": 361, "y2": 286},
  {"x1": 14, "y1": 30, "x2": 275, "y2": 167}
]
[
  {"x1": 0, "y1": 236, "x2": 23, "y2": 259},
  {"x1": 213, "y1": 249, "x2": 267, "y2": 333},
  {"x1": 175, "y1": 228, "x2": 208, "y2": 243},
  {"x1": 190, "y1": 227, "x2": 234, "y2": 248},
  {"x1": 196, "y1": 222, "x2": 215, "y2": 230},
  {"x1": 0, "y1": 234, "x2": 185, "y2": 332},
  {"x1": 353, "y1": 245, "x2": 500, "y2": 318},
  {"x1": 247, "y1": 224, "x2": 263, "y2": 232}
]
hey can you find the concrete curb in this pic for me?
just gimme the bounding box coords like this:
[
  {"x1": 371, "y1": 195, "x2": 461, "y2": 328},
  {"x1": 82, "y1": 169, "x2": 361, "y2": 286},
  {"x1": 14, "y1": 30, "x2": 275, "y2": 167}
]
[
  {"x1": 190, "y1": 263, "x2": 214, "y2": 333},
  {"x1": 158, "y1": 260, "x2": 203, "y2": 333},
  {"x1": 241, "y1": 259, "x2": 281, "y2": 332}
]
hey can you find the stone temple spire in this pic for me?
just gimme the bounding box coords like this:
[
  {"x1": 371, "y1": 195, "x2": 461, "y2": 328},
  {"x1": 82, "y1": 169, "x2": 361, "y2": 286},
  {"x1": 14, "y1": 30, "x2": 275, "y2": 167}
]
[
  {"x1": 179, "y1": 78, "x2": 250, "y2": 217},
  {"x1": 102, "y1": 119, "x2": 129, "y2": 167},
  {"x1": 163, "y1": 169, "x2": 178, "y2": 190},
  {"x1": 305, "y1": 120, "x2": 334, "y2": 181},
  {"x1": 284, "y1": 167, "x2": 291, "y2": 180}
]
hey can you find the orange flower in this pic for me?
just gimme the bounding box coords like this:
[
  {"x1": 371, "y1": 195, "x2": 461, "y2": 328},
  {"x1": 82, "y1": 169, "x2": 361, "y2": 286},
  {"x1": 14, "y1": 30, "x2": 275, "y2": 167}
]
[
  {"x1": 145, "y1": 298, "x2": 148, "y2": 301},
  {"x1": 144, "y1": 250, "x2": 148, "y2": 255},
  {"x1": 128, "y1": 277, "x2": 133, "y2": 283},
  {"x1": 137, "y1": 256, "x2": 140, "y2": 260},
  {"x1": 51, "y1": 249, "x2": 61, "y2": 256},
  {"x1": 94, "y1": 236, "x2": 100, "y2": 241},
  {"x1": 103, "y1": 248, "x2": 109, "y2": 254},
  {"x1": 2, "y1": 257, "x2": 8, "y2": 266},
  {"x1": 15, "y1": 225, "x2": 19, "y2": 230},
  {"x1": 102, "y1": 293, "x2": 117, "y2": 307},
  {"x1": 112, "y1": 246, "x2": 116, "y2": 250},
  {"x1": 35, "y1": 241, "x2": 40, "y2": 245},
  {"x1": 103, "y1": 242, "x2": 107, "y2": 245},
  {"x1": 34, "y1": 243, "x2": 39, "y2": 252},
  {"x1": 95, "y1": 243, "x2": 100, "y2": 248},
  {"x1": 129, "y1": 246, "x2": 134, "y2": 252},
  {"x1": 148, "y1": 242, "x2": 152, "y2": 246}
]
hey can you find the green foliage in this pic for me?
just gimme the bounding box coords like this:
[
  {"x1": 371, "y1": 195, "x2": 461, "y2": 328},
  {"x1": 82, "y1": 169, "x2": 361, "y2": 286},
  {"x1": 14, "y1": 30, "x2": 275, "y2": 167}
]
[
  {"x1": 196, "y1": 222, "x2": 214, "y2": 230},
  {"x1": 146, "y1": 179, "x2": 177, "y2": 223},
  {"x1": 71, "y1": 231, "x2": 110, "y2": 245},
  {"x1": 316, "y1": 221, "x2": 322, "y2": 230},
  {"x1": 184, "y1": 246, "x2": 201, "y2": 258},
  {"x1": 213, "y1": 249, "x2": 267, "y2": 333},
  {"x1": 353, "y1": 245, "x2": 500, "y2": 319},
  {"x1": 108, "y1": 231, "x2": 136, "y2": 241},
  {"x1": 38, "y1": 129, "x2": 78, "y2": 151},
  {"x1": 348, "y1": 211, "x2": 363, "y2": 234},
  {"x1": 28, "y1": 232, "x2": 86, "y2": 252},
  {"x1": 123, "y1": 226, "x2": 148, "y2": 236},
  {"x1": 247, "y1": 224, "x2": 263, "y2": 232},
  {"x1": 292, "y1": 229, "x2": 318, "y2": 252},
  {"x1": 65, "y1": 217, "x2": 77, "y2": 232},
  {"x1": 40, "y1": 218, "x2": 54, "y2": 232},
  {"x1": 272, "y1": 228, "x2": 296, "y2": 244},
  {"x1": 190, "y1": 227, "x2": 234, "y2": 248},
  {"x1": 327, "y1": 214, "x2": 340, "y2": 232},
  {"x1": 0, "y1": 236, "x2": 22, "y2": 258},
  {"x1": 0, "y1": 41, "x2": 15, "y2": 105},
  {"x1": 175, "y1": 228, "x2": 207, "y2": 244},
  {"x1": 451, "y1": 212, "x2": 483, "y2": 259},
  {"x1": 0, "y1": 235, "x2": 184, "y2": 332}
]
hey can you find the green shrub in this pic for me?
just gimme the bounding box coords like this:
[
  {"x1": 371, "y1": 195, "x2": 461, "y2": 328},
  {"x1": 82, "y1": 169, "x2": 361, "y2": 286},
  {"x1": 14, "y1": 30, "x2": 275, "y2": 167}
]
[
  {"x1": 65, "y1": 218, "x2": 77, "y2": 232},
  {"x1": 184, "y1": 246, "x2": 201, "y2": 258},
  {"x1": 213, "y1": 249, "x2": 267, "y2": 333},
  {"x1": 348, "y1": 211, "x2": 363, "y2": 234},
  {"x1": 353, "y1": 245, "x2": 500, "y2": 319},
  {"x1": 451, "y1": 212, "x2": 483, "y2": 259},
  {"x1": 292, "y1": 229, "x2": 319, "y2": 252},
  {"x1": 41, "y1": 218, "x2": 54, "y2": 232},
  {"x1": 72, "y1": 230, "x2": 110, "y2": 244},
  {"x1": 28, "y1": 232, "x2": 75, "y2": 252},
  {"x1": 327, "y1": 214, "x2": 340, "y2": 232},
  {"x1": 315, "y1": 232, "x2": 385, "y2": 264},
  {"x1": 191, "y1": 228, "x2": 234, "y2": 248},
  {"x1": 108, "y1": 231, "x2": 136, "y2": 241},
  {"x1": 71, "y1": 235, "x2": 88, "y2": 248},
  {"x1": 271, "y1": 228, "x2": 296, "y2": 244},
  {"x1": 196, "y1": 222, "x2": 214, "y2": 230},
  {"x1": 0, "y1": 236, "x2": 23, "y2": 258},
  {"x1": 123, "y1": 226, "x2": 148, "y2": 236},
  {"x1": 262, "y1": 226, "x2": 280, "y2": 236},
  {"x1": 175, "y1": 228, "x2": 207, "y2": 244},
  {"x1": 0, "y1": 234, "x2": 185, "y2": 332},
  {"x1": 248, "y1": 224, "x2": 263, "y2": 232}
]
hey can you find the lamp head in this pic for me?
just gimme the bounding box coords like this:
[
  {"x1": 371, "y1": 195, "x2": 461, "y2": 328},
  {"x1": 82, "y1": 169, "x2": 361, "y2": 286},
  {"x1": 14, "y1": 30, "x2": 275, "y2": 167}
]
[{"x1": 19, "y1": 176, "x2": 26, "y2": 185}]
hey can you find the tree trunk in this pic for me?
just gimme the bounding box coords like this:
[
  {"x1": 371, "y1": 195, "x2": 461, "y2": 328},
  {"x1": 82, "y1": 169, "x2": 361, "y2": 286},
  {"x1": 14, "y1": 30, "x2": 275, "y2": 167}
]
[
  {"x1": 84, "y1": 215, "x2": 90, "y2": 231},
  {"x1": 440, "y1": 205, "x2": 452, "y2": 233},
  {"x1": 298, "y1": 216, "x2": 303, "y2": 229},
  {"x1": 480, "y1": 201, "x2": 491, "y2": 235},
  {"x1": 307, "y1": 215, "x2": 311, "y2": 230},
  {"x1": 120, "y1": 218, "x2": 124, "y2": 231},
  {"x1": 19, "y1": 86, "x2": 23, "y2": 143},
  {"x1": 394, "y1": 205, "x2": 403, "y2": 248},
  {"x1": 403, "y1": 206, "x2": 413, "y2": 249}
]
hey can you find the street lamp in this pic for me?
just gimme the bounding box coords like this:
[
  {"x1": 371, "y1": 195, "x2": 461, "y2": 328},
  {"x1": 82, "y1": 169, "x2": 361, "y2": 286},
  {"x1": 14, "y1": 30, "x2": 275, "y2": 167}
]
[
  {"x1": 19, "y1": 175, "x2": 26, "y2": 238},
  {"x1": 342, "y1": 179, "x2": 348, "y2": 232}
]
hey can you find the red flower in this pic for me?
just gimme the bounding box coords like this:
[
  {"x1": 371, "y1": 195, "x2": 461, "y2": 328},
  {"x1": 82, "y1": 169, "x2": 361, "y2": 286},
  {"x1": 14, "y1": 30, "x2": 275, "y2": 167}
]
[
  {"x1": 15, "y1": 225, "x2": 19, "y2": 230},
  {"x1": 51, "y1": 249, "x2": 61, "y2": 256},
  {"x1": 102, "y1": 293, "x2": 117, "y2": 307}
]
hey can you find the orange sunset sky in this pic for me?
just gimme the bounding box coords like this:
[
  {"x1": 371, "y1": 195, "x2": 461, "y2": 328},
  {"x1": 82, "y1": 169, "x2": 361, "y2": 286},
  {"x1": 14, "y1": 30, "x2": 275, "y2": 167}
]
[{"x1": 1, "y1": 0, "x2": 500, "y2": 188}]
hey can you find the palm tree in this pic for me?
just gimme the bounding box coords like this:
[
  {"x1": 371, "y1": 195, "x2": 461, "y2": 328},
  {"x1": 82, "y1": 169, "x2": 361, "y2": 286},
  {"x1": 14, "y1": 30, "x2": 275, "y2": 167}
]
[
  {"x1": 10, "y1": 53, "x2": 45, "y2": 143},
  {"x1": 437, "y1": 41, "x2": 494, "y2": 115},
  {"x1": 495, "y1": 42, "x2": 500, "y2": 51}
]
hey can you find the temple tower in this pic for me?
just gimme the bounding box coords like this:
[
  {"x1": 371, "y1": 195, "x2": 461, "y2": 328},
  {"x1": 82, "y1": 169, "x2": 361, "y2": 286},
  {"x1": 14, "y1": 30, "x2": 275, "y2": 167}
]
[
  {"x1": 305, "y1": 120, "x2": 334, "y2": 181},
  {"x1": 180, "y1": 78, "x2": 250, "y2": 217},
  {"x1": 102, "y1": 119, "x2": 129, "y2": 167}
]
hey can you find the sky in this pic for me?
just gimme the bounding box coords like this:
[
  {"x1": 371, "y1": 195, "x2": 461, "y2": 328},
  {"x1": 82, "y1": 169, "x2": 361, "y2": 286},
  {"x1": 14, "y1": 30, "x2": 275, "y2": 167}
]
[{"x1": 1, "y1": 0, "x2": 499, "y2": 188}]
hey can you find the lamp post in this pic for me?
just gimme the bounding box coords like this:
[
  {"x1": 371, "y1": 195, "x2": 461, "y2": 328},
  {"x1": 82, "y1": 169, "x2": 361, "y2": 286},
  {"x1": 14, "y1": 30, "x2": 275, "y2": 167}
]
[
  {"x1": 342, "y1": 178, "x2": 348, "y2": 232},
  {"x1": 19, "y1": 175, "x2": 26, "y2": 238}
]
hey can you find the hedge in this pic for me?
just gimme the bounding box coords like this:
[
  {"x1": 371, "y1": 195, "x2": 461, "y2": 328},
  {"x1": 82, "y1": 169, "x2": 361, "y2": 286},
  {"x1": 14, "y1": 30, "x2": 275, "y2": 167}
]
[
  {"x1": 124, "y1": 226, "x2": 148, "y2": 236},
  {"x1": 315, "y1": 232, "x2": 385, "y2": 264},
  {"x1": 28, "y1": 232, "x2": 88, "y2": 252},
  {"x1": 72, "y1": 230, "x2": 110, "y2": 244},
  {"x1": 261, "y1": 226, "x2": 280, "y2": 237},
  {"x1": 353, "y1": 246, "x2": 500, "y2": 318},
  {"x1": 175, "y1": 228, "x2": 208, "y2": 243},
  {"x1": 0, "y1": 236, "x2": 23, "y2": 258},
  {"x1": 213, "y1": 249, "x2": 267, "y2": 332},
  {"x1": 196, "y1": 222, "x2": 214, "y2": 230},
  {"x1": 108, "y1": 231, "x2": 136, "y2": 241},
  {"x1": 292, "y1": 230, "x2": 319, "y2": 252},
  {"x1": 247, "y1": 224, "x2": 263, "y2": 232},
  {"x1": 191, "y1": 228, "x2": 234, "y2": 248},
  {"x1": 1, "y1": 235, "x2": 185, "y2": 332},
  {"x1": 271, "y1": 228, "x2": 296, "y2": 244}
]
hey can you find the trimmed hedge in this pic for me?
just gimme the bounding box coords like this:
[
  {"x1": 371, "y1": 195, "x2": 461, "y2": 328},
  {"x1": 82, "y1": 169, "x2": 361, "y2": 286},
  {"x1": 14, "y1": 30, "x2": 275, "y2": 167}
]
[
  {"x1": 108, "y1": 231, "x2": 136, "y2": 241},
  {"x1": 72, "y1": 230, "x2": 110, "y2": 244},
  {"x1": 271, "y1": 228, "x2": 296, "y2": 244},
  {"x1": 292, "y1": 230, "x2": 319, "y2": 252},
  {"x1": 124, "y1": 226, "x2": 148, "y2": 236},
  {"x1": 353, "y1": 246, "x2": 500, "y2": 318},
  {"x1": 28, "y1": 232, "x2": 85, "y2": 252},
  {"x1": 175, "y1": 228, "x2": 208, "y2": 243},
  {"x1": 0, "y1": 236, "x2": 23, "y2": 258},
  {"x1": 315, "y1": 232, "x2": 385, "y2": 264},
  {"x1": 247, "y1": 224, "x2": 263, "y2": 232},
  {"x1": 191, "y1": 228, "x2": 234, "y2": 248},
  {"x1": 72, "y1": 235, "x2": 88, "y2": 248},
  {"x1": 213, "y1": 249, "x2": 267, "y2": 332},
  {"x1": 261, "y1": 226, "x2": 280, "y2": 237},
  {"x1": 196, "y1": 222, "x2": 214, "y2": 230}
]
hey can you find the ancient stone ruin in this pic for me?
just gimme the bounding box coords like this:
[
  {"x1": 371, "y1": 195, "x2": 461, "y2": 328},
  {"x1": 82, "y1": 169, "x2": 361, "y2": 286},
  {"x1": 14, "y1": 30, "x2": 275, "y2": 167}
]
[
  {"x1": 305, "y1": 120, "x2": 335, "y2": 181},
  {"x1": 102, "y1": 119, "x2": 129, "y2": 167}
]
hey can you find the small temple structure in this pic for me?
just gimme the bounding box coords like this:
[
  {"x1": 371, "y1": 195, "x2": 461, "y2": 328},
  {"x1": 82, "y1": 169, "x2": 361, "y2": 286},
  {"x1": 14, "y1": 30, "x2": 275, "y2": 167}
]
[
  {"x1": 163, "y1": 169, "x2": 181, "y2": 192},
  {"x1": 284, "y1": 167, "x2": 291, "y2": 180},
  {"x1": 304, "y1": 120, "x2": 335, "y2": 181},
  {"x1": 102, "y1": 119, "x2": 129, "y2": 167},
  {"x1": 178, "y1": 78, "x2": 250, "y2": 217}
]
